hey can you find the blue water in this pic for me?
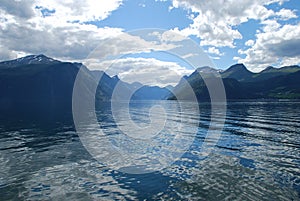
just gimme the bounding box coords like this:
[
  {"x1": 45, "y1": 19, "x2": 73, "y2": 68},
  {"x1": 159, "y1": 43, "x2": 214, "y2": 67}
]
[{"x1": 0, "y1": 101, "x2": 300, "y2": 200}]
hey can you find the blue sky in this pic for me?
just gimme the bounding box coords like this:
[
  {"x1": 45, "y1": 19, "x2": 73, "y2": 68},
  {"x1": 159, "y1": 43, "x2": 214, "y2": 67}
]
[
  {"x1": 93, "y1": 0, "x2": 300, "y2": 70},
  {"x1": 0, "y1": 0, "x2": 300, "y2": 85}
]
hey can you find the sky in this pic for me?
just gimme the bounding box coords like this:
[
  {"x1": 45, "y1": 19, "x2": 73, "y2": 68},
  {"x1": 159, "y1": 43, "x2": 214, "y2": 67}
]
[{"x1": 0, "y1": 0, "x2": 300, "y2": 86}]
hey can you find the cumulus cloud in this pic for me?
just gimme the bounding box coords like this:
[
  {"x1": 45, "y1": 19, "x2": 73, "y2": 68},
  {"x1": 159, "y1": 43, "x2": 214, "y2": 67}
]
[
  {"x1": 86, "y1": 31, "x2": 178, "y2": 62},
  {"x1": 0, "y1": 0, "x2": 36, "y2": 19},
  {"x1": 276, "y1": 8, "x2": 297, "y2": 20},
  {"x1": 237, "y1": 22, "x2": 300, "y2": 71},
  {"x1": 0, "y1": 0, "x2": 183, "y2": 65},
  {"x1": 0, "y1": 20, "x2": 124, "y2": 60},
  {"x1": 166, "y1": 0, "x2": 300, "y2": 70},
  {"x1": 0, "y1": 0, "x2": 124, "y2": 61},
  {"x1": 245, "y1": 40, "x2": 255, "y2": 46},
  {"x1": 88, "y1": 57, "x2": 193, "y2": 87},
  {"x1": 169, "y1": 0, "x2": 295, "y2": 48},
  {"x1": 34, "y1": 0, "x2": 123, "y2": 23},
  {"x1": 206, "y1": 47, "x2": 223, "y2": 56}
]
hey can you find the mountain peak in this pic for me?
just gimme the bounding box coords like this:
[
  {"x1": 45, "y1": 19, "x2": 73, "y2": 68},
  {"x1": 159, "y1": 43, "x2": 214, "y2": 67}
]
[
  {"x1": 227, "y1": 63, "x2": 248, "y2": 71},
  {"x1": 260, "y1": 65, "x2": 300, "y2": 74},
  {"x1": 0, "y1": 54, "x2": 60, "y2": 67},
  {"x1": 18, "y1": 54, "x2": 59, "y2": 64},
  {"x1": 221, "y1": 63, "x2": 254, "y2": 82},
  {"x1": 260, "y1": 66, "x2": 275, "y2": 73}
]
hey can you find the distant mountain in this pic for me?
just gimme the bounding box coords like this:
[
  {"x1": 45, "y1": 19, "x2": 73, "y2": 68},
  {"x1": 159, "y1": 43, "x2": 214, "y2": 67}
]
[
  {"x1": 91, "y1": 71, "x2": 140, "y2": 100},
  {"x1": 90, "y1": 71, "x2": 170, "y2": 100},
  {"x1": 169, "y1": 64, "x2": 300, "y2": 101},
  {"x1": 221, "y1": 63, "x2": 300, "y2": 82},
  {"x1": 169, "y1": 74, "x2": 250, "y2": 101},
  {"x1": 171, "y1": 66, "x2": 228, "y2": 100},
  {"x1": 244, "y1": 70, "x2": 300, "y2": 99},
  {"x1": 133, "y1": 86, "x2": 171, "y2": 100},
  {"x1": 252, "y1": 65, "x2": 300, "y2": 81}
]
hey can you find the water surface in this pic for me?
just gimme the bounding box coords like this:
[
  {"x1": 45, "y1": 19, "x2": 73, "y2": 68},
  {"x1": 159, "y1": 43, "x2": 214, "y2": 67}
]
[{"x1": 0, "y1": 101, "x2": 300, "y2": 200}]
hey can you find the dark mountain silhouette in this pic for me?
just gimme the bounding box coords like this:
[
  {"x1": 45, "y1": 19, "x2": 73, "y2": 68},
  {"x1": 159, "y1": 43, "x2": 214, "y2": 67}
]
[
  {"x1": 1, "y1": 55, "x2": 299, "y2": 109},
  {"x1": 0, "y1": 57, "x2": 105, "y2": 113},
  {"x1": 221, "y1": 63, "x2": 300, "y2": 82},
  {"x1": 243, "y1": 70, "x2": 300, "y2": 99},
  {"x1": 0, "y1": 55, "x2": 171, "y2": 114},
  {"x1": 169, "y1": 73, "x2": 249, "y2": 101},
  {"x1": 169, "y1": 64, "x2": 300, "y2": 101},
  {"x1": 252, "y1": 65, "x2": 300, "y2": 81}
]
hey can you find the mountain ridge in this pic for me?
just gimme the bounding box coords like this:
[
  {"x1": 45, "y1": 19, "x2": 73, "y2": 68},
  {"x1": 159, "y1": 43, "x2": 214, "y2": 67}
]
[
  {"x1": 170, "y1": 63, "x2": 300, "y2": 100},
  {"x1": 0, "y1": 55, "x2": 172, "y2": 113},
  {"x1": 1, "y1": 54, "x2": 299, "y2": 110}
]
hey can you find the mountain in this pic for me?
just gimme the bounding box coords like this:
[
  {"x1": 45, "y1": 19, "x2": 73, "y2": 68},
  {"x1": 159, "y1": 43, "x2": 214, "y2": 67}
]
[
  {"x1": 169, "y1": 64, "x2": 300, "y2": 101},
  {"x1": 169, "y1": 68, "x2": 206, "y2": 101},
  {"x1": 1, "y1": 55, "x2": 299, "y2": 109},
  {"x1": 0, "y1": 54, "x2": 60, "y2": 68},
  {"x1": 221, "y1": 63, "x2": 300, "y2": 82},
  {"x1": 0, "y1": 55, "x2": 172, "y2": 113},
  {"x1": 169, "y1": 74, "x2": 250, "y2": 101},
  {"x1": 0, "y1": 56, "x2": 109, "y2": 113},
  {"x1": 91, "y1": 71, "x2": 141, "y2": 100},
  {"x1": 252, "y1": 65, "x2": 300, "y2": 81},
  {"x1": 133, "y1": 85, "x2": 171, "y2": 100},
  {"x1": 244, "y1": 70, "x2": 300, "y2": 99},
  {"x1": 90, "y1": 71, "x2": 170, "y2": 100},
  {"x1": 221, "y1": 63, "x2": 255, "y2": 82}
]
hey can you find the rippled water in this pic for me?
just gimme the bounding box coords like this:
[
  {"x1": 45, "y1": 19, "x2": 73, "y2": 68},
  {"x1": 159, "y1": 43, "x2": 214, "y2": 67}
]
[{"x1": 0, "y1": 101, "x2": 300, "y2": 200}]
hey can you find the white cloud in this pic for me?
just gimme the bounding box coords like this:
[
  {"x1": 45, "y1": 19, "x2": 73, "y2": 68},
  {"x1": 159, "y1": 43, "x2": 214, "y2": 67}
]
[
  {"x1": 89, "y1": 57, "x2": 193, "y2": 87},
  {"x1": 261, "y1": 19, "x2": 281, "y2": 32},
  {"x1": 160, "y1": 30, "x2": 187, "y2": 42},
  {"x1": 206, "y1": 47, "x2": 223, "y2": 56},
  {"x1": 0, "y1": 1, "x2": 181, "y2": 64},
  {"x1": 0, "y1": 0, "x2": 124, "y2": 61},
  {"x1": 276, "y1": 8, "x2": 297, "y2": 20},
  {"x1": 148, "y1": 30, "x2": 187, "y2": 43},
  {"x1": 86, "y1": 32, "x2": 177, "y2": 62},
  {"x1": 34, "y1": 0, "x2": 123, "y2": 23},
  {"x1": 245, "y1": 40, "x2": 255, "y2": 46},
  {"x1": 0, "y1": 16, "x2": 124, "y2": 60},
  {"x1": 0, "y1": 0, "x2": 36, "y2": 19},
  {"x1": 233, "y1": 56, "x2": 242, "y2": 61},
  {"x1": 209, "y1": 56, "x2": 221, "y2": 60},
  {"x1": 170, "y1": 0, "x2": 295, "y2": 48},
  {"x1": 182, "y1": 53, "x2": 197, "y2": 59},
  {"x1": 238, "y1": 22, "x2": 300, "y2": 72}
]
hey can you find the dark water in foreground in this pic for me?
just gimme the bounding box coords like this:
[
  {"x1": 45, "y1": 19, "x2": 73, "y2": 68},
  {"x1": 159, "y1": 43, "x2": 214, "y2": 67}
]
[{"x1": 0, "y1": 101, "x2": 300, "y2": 200}]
